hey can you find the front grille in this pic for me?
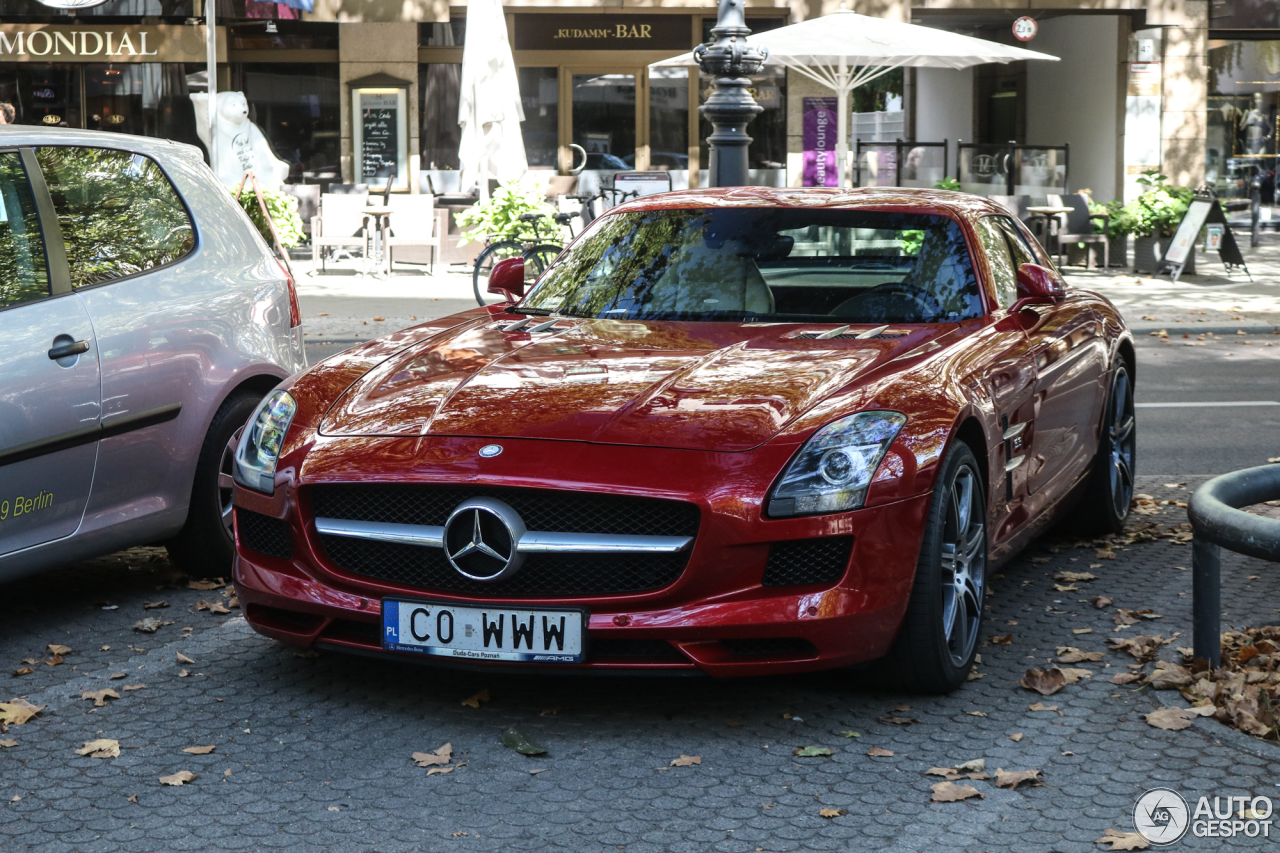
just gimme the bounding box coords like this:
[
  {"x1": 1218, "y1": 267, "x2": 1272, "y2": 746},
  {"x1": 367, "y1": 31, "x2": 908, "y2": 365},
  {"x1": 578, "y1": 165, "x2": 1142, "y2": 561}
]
[
  {"x1": 761, "y1": 537, "x2": 853, "y2": 587},
  {"x1": 722, "y1": 637, "x2": 818, "y2": 658},
  {"x1": 309, "y1": 485, "x2": 700, "y2": 597},
  {"x1": 237, "y1": 510, "x2": 294, "y2": 560}
]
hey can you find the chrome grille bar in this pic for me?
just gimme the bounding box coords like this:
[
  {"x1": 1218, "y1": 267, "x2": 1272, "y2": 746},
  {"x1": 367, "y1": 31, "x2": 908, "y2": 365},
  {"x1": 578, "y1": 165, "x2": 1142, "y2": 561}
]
[{"x1": 315, "y1": 517, "x2": 692, "y2": 554}]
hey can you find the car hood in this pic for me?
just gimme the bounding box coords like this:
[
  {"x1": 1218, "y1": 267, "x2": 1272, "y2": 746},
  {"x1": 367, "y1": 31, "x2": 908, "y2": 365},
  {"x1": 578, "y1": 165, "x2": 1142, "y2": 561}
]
[{"x1": 318, "y1": 316, "x2": 941, "y2": 452}]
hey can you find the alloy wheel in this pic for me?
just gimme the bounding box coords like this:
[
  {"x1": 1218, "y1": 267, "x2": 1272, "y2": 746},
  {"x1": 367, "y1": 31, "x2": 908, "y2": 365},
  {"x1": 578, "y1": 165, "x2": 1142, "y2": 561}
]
[
  {"x1": 1108, "y1": 368, "x2": 1136, "y2": 519},
  {"x1": 939, "y1": 463, "x2": 985, "y2": 667},
  {"x1": 218, "y1": 426, "x2": 244, "y2": 539}
]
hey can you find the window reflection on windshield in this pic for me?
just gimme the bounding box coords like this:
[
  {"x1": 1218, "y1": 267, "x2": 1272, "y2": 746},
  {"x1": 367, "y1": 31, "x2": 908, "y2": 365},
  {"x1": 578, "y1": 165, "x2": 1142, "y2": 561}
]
[{"x1": 522, "y1": 208, "x2": 982, "y2": 323}]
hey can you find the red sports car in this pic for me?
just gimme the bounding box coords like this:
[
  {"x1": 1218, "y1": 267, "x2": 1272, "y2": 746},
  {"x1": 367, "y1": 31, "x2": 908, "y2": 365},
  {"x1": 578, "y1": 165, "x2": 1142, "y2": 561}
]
[{"x1": 231, "y1": 188, "x2": 1135, "y2": 692}]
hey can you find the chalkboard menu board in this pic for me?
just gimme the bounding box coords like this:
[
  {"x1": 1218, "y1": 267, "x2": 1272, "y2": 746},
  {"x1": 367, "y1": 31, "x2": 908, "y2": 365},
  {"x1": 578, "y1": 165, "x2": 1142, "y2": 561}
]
[{"x1": 352, "y1": 88, "x2": 408, "y2": 190}]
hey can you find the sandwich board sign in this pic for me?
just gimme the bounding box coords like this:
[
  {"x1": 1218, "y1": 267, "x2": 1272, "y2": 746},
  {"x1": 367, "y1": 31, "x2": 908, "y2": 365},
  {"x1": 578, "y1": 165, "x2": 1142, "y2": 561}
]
[{"x1": 1160, "y1": 195, "x2": 1249, "y2": 283}]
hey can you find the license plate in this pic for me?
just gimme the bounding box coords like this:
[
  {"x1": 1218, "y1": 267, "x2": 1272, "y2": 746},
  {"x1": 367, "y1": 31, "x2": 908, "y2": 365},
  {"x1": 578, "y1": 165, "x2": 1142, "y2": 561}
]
[{"x1": 381, "y1": 599, "x2": 586, "y2": 663}]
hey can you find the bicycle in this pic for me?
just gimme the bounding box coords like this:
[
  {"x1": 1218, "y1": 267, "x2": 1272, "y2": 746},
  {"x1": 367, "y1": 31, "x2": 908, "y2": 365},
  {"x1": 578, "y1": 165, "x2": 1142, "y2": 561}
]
[
  {"x1": 472, "y1": 211, "x2": 573, "y2": 306},
  {"x1": 471, "y1": 187, "x2": 640, "y2": 306}
]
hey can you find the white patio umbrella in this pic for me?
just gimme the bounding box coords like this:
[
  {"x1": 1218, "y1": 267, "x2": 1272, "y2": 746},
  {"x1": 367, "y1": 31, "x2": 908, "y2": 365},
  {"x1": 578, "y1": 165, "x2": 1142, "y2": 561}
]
[
  {"x1": 458, "y1": 0, "x2": 526, "y2": 200},
  {"x1": 651, "y1": 10, "x2": 1058, "y2": 186}
]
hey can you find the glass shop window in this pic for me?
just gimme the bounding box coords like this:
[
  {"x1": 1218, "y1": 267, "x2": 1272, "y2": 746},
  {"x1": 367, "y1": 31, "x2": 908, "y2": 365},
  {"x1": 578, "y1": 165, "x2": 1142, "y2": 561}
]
[
  {"x1": 420, "y1": 17, "x2": 467, "y2": 46},
  {"x1": 699, "y1": 64, "x2": 787, "y2": 172},
  {"x1": 233, "y1": 63, "x2": 342, "y2": 184},
  {"x1": 520, "y1": 68, "x2": 559, "y2": 169},
  {"x1": 420, "y1": 63, "x2": 462, "y2": 172}
]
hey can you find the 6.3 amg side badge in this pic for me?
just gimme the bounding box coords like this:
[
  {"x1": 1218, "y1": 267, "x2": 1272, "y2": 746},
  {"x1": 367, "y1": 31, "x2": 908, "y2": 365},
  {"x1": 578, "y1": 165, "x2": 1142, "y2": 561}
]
[{"x1": 442, "y1": 497, "x2": 527, "y2": 582}]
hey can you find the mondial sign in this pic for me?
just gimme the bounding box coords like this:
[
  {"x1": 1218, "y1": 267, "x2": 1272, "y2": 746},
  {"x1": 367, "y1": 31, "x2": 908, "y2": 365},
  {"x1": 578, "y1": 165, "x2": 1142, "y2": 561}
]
[{"x1": 0, "y1": 25, "x2": 223, "y2": 63}]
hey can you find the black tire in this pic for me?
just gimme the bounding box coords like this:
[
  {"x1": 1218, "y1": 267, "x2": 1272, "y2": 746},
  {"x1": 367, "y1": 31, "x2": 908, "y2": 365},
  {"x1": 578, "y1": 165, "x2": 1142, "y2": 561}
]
[
  {"x1": 473, "y1": 240, "x2": 525, "y2": 306},
  {"x1": 165, "y1": 389, "x2": 263, "y2": 579},
  {"x1": 1069, "y1": 361, "x2": 1136, "y2": 535},
  {"x1": 522, "y1": 243, "x2": 563, "y2": 282},
  {"x1": 884, "y1": 441, "x2": 987, "y2": 693}
]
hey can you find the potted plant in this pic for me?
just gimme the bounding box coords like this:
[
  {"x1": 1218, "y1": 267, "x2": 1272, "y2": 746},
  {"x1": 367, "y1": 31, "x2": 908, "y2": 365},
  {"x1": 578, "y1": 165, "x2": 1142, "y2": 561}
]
[
  {"x1": 1125, "y1": 170, "x2": 1194, "y2": 274},
  {"x1": 456, "y1": 179, "x2": 560, "y2": 246},
  {"x1": 1089, "y1": 198, "x2": 1132, "y2": 268}
]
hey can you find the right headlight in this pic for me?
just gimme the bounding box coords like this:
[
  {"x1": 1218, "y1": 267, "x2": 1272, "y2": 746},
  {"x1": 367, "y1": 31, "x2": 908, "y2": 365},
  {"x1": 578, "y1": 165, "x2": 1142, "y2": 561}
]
[
  {"x1": 767, "y1": 411, "x2": 907, "y2": 517},
  {"x1": 233, "y1": 390, "x2": 297, "y2": 495}
]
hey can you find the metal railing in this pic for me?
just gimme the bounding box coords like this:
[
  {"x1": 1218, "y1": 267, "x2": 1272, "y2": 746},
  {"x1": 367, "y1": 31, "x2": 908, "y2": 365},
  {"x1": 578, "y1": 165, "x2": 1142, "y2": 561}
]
[
  {"x1": 854, "y1": 140, "x2": 948, "y2": 190},
  {"x1": 1189, "y1": 465, "x2": 1280, "y2": 667},
  {"x1": 955, "y1": 142, "x2": 1069, "y2": 202}
]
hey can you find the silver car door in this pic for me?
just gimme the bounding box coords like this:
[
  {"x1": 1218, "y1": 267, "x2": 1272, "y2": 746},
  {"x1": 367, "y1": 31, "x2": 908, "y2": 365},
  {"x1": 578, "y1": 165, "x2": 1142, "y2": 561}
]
[{"x1": 0, "y1": 148, "x2": 101, "y2": 557}]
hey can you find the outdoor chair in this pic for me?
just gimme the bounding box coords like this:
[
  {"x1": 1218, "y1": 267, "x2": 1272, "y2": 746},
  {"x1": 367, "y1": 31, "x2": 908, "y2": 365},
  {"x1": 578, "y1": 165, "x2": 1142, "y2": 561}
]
[
  {"x1": 311, "y1": 194, "x2": 370, "y2": 273},
  {"x1": 1055, "y1": 193, "x2": 1109, "y2": 269},
  {"x1": 326, "y1": 183, "x2": 369, "y2": 196},
  {"x1": 385, "y1": 194, "x2": 441, "y2": 273},
  {"x1": 280, "y1": 184, "x2": 320, "y2": 237}
]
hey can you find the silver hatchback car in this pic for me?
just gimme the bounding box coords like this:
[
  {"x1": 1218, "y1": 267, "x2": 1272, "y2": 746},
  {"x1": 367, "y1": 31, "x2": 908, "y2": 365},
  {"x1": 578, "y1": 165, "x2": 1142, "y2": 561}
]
[{"x1": 0, "y1": 128, "x2": 306, "y2": 580}]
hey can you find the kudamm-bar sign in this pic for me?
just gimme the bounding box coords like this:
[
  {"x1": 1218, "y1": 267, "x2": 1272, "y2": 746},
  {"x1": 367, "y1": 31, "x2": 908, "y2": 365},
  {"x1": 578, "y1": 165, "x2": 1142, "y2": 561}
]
[{"x1": 0, "y1": 25, "x2": 225, "y2": 63}]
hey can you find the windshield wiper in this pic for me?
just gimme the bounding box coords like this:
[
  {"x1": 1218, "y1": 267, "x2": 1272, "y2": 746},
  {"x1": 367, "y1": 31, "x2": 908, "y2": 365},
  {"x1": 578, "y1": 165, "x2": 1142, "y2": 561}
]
[{"x1": 504, "y1": 305, "x2": 555, "y2": 315}]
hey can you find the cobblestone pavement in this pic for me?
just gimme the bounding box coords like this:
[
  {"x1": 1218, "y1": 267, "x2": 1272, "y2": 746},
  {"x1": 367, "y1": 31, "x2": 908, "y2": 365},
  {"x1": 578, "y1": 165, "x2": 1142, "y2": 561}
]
[{"x1": 2, "y1": 476, "x2": 1279, "y2": 852}]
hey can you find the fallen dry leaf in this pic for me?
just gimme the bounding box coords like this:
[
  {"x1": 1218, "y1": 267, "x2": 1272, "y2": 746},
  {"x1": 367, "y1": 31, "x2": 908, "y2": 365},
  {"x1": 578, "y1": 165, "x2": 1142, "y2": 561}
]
[
  {"x1": 1059, "y1": 668, "x2": 1092, "y2": 685},
  {"x1": 44, "y1": 655, "x2": 64, "y2": 667},
  {"x1": 1057, "y1": 647, "x2": 1105, "y2": 663},
  {"x1": 1148, "y1": 663, "x2": 1193, "y2": 690},
  {"x1": 819, "y1": 808, "x2": 846, "y2": 818},
  {"x1": 1021, "y1": 668, "x2": 1067, "y2": 696},
  {"x1": 878, "y1": 715, "x2": 918, "y2": 725},
  {"x1": 127, "y1": 794, "x2": 137, "y2": 803},
  {"x1": 109, "y1": 673, "x2": 125, "y2": 680},
  {"x1": 1073, "y1": 628, "x2": 1093, "y2": 635},
  {"x1": 412, "y1": 743, "x2": 453, "y2": 767},
  {"x1": 133, "y1": 618, "x2": 173, "y2": 634},
  {"x1": 540, "y1": 707, "x2": 560, "y2": 717},
  {"x1": 0, "y1": 739, "x2": 16, "y2": 748},
  {"x1": 1053, "y1": 584, "x2": 1079, "y2": 593},
  {"x1": 966, "y1": 711, "x2": 987, "y2": 717},
  {"x1": 12, "y1": 668, "x2": 32, "y2": 677},
  {"x1": 178, "y1": 669, "x2": 190, "y2": 678},
  {"x1": 1096, "y1": 549, "x2": 1117, "y2": 560},
  {"x1": 1054, "y1": 571, "x2": 1097, "y2": 583},
  {"x1": 187, "y1": 579, "x2": 224, "y2": 591},
  {"x1": 670, "y1": 755, "x2": 701, "y2": 767},
  {"x1": 177, "y1": 653, "x2": 194, "y2": 665},
  {"x1": 1114, "y1": 608, "x2": 1162, "y2": 627},
  {"x1": 81, "y1": 689, "x2": 120, "y2": 707},
  {"x1": 1145, "y1": 707, "x2": 1203, "y2": 731},
  {"x1": 930, "y1": 781, "x2": 983, "y2": 803},
  {"x1": 1093, "y1": 596, "x2": 1113, "y2": 609},
  {"x1": 426, "y1": 766, "x2": 453, "y2": 776},
  {"x1": 866, "y1": 747, "x2": 894, "y2": 757},
  {"x1": 47, "y1": 644, "x2": 71, "y2": 656},
  {"x1": 159, "y1": 771, "x2": 197, "y2": 786},
  {"x1": 1110, "y1": 672, "x2": 1143, "y2": 685},
  {"x1": 0, "y1": 698, "x2": 45, "y2": 726},
  {"x1": 1095, "y1": 828, "x2": 1150, "y2": 850},
  {"x1": 143, "y1": 601, "x2": 168, "y2": 610},
  {"x1": 1108, "y1": 634, "x2": 1172, "y2": 661},
  {"x1": 1028, "y1": 703, "x2": 1058, "y2": 713},
  {"x1": 793, "y1": 746, "x2": 833, "y2": 757},
  {"x1": 122, "y1": 684, "x2": 146, "y2": 691},
  {"x1": 76, "y1": 738, "x2": 120, "y2": 759},
  {"x1": 994, "y1": 768, "x2": 1042, "y2": 790},
  {"x1": 991, "y1": 633, "x2": 1013, "y2": 645},
  {"x1": 460, "y1": 689, "x2": 490, "y2": 709},
  {"x1": 182, "y1": 745, "x2": 216, "y2": 755},
  {"x1": 1009, "y1": 733, "x2": 1023, "y2": 742}
]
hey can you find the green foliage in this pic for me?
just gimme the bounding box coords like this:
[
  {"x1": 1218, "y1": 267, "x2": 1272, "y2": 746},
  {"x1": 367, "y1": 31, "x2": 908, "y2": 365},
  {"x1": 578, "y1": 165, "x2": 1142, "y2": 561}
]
[
  {"x1": 1124, "y1": 169, "x2": 1193, "y2": 238},
  {"x1": 456, "y1": 179, "x2": 558, "y2": 246},
  {"x1": 900, "y1": 230, "x2": 925, "y2": 254},
  {"x1": 933, "y1": 176, "x2": 961, "y2": 191},
  {"x1": 237, "y1": 186, "x2": 305, "y2": 250},
  {"x1": 1089, "y1": 199, "x2": 1136, "y2": 241}
]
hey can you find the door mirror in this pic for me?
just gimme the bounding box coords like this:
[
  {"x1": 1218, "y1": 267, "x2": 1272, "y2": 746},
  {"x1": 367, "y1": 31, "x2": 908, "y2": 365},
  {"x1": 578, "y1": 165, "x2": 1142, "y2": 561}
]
[
  {"x1": 1012, "y1": 263, "x2": 1065, "y2": 312},
  {"x1": 488, "y1": 257, "x2": 526, "y2": 301}
]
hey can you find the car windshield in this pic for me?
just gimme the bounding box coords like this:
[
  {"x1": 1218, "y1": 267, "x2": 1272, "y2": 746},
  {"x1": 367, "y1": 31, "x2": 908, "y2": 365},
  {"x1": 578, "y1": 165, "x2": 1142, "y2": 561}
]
[{"x1": 521, "y1": 207, "x2": 982, "y2": 323}]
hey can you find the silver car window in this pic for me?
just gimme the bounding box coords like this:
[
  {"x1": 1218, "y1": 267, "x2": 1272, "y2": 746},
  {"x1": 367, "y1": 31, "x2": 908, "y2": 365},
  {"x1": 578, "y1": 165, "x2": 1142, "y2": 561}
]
[
  {"x1": 35, "y1": 147, "x2": 194, "y2": 289},
  {"x1": 0, "y1": 151, "x2": 50, "y2": 310}
]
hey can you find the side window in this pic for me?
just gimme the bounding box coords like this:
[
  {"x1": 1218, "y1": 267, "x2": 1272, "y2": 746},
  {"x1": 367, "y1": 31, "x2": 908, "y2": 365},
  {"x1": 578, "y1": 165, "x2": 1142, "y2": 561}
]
[
  {"x1": 35, "y1": 147, "x2": 195, "y2": 288},
  {"x1": 975, "y1": 216, "x2": 1018, "y2": 310},
  {"x1": 0, "y1": 152, "x2": 50, "y2": 310},
  {"x1": 996, "y1": 216, "x2": 1037, "y2": 270}
]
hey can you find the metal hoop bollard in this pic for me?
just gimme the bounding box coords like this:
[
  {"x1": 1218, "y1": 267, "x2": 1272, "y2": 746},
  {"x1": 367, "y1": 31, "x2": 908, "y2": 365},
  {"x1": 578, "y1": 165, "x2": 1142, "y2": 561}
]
[{"x1": 1188, "y1": 465, "x2": 1280, "y2": 667}]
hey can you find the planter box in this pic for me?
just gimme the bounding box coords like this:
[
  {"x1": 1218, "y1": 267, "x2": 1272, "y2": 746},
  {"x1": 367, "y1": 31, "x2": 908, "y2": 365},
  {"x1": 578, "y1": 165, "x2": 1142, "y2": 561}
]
[
  {"x1": 1108, "y1": 235, "x2": 1127, "y2": 268},
  {"x1": 1133, "y1": 235, "x2": 1197, "y2": 275}
]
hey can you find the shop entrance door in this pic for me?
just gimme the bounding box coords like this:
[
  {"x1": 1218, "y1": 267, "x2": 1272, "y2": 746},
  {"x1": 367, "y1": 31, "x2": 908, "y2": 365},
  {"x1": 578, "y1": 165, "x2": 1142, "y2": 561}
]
[{"x1": 567, "y1": 68, "x2": 643, "y2": 204}]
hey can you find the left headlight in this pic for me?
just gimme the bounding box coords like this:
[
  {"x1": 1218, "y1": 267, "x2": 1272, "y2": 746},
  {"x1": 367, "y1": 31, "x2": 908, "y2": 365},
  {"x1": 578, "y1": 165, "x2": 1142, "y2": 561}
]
[
  {"x1": 767, "y1": 411, "x2": 907, "y2": 517},
  {"x1": 233, "y1": 390, "x2": 297, "y2": 495}
]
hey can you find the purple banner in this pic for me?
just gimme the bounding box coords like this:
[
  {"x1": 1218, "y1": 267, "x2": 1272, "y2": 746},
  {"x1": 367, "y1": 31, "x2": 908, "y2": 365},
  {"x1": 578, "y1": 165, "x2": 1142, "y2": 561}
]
[{"x1": 802, "y1": 97, "x2": 838, "y2": 187}]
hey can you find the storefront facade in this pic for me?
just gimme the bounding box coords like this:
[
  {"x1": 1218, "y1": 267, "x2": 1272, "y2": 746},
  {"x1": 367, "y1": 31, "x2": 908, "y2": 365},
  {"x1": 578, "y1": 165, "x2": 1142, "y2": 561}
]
[{"x1": 0, "y1": 1, "x2": 1233, "y2": 208}]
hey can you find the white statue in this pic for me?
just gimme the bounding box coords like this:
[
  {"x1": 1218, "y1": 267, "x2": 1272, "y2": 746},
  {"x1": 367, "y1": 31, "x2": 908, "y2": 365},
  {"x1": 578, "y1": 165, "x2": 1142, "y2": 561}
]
[{"x1": 190, "y1": 91, "x2": 291, "y2": 190}]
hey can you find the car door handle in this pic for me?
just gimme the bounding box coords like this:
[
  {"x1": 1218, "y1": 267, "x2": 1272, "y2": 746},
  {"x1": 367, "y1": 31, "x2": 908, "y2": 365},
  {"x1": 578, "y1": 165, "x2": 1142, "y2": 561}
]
[{"x1": 48, "y1": 340, "x2": 90, "y2": 360}]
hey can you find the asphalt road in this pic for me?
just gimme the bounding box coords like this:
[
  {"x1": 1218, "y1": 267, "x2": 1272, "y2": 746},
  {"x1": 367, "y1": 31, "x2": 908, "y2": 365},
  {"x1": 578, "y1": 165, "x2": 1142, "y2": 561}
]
[{"x1": 305, "y1": 322, "x2": 1280, "y2": 478}]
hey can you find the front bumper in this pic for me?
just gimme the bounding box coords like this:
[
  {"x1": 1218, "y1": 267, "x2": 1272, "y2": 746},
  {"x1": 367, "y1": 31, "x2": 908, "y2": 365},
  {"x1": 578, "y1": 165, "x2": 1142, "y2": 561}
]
[{"x1": 233, "y1": 434, "x2": 932, "y2": 677}]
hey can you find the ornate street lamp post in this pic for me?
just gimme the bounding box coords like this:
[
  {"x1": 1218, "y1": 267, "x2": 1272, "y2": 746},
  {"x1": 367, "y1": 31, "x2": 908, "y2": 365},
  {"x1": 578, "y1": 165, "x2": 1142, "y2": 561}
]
[{"x1": 694, "y1": 0, "x2": 768, "y2": 188}]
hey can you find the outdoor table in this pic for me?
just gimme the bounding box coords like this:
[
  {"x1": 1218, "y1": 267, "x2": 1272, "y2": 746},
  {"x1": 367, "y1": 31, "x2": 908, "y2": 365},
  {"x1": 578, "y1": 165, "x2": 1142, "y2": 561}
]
[
  {"x1": 1025, "y1": 205, "x2": 1073, "y2": 248},
  {"x1": 364, "y1": 205, "x2": 394, "y2": 277}
]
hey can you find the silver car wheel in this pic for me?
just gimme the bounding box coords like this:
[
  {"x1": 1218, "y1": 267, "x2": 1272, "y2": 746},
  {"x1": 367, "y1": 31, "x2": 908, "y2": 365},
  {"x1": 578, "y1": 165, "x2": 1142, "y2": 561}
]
[
  {"x1": 219, "y1": 426, "x2": 243, "y2": 538},
  {"x1": 1107, "y1": 367, "x2": 1136, "y2": 519},
  {"x1": 939, "y1": 463, "x2": 985, "y2": 668}
]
